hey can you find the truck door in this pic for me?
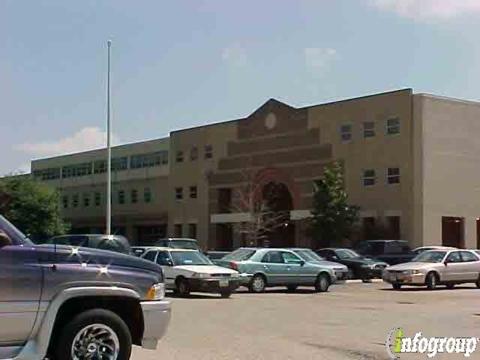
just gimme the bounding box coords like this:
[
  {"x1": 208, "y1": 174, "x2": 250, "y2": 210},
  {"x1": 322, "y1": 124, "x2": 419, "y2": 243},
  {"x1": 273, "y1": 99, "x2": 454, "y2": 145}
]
[{"x1": 0, "y1": 243, "x2": 42, "y2": 345}]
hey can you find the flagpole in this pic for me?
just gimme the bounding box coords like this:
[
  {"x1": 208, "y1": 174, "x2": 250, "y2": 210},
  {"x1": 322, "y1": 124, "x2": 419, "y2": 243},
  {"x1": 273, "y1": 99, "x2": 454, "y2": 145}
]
[{"x1": 106, "y1": 39, "x2": 112, "y2": 235}]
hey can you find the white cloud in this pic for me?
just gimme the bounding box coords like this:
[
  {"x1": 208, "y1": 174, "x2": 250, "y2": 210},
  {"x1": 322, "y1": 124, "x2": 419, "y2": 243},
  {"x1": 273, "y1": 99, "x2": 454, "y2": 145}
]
[
  {"x1": 222, "y1": 44, "x2": 248, "y2": 67},
  {"x1": 15, "y1": 127, "x2": 120, "y2": 158},
  {"x1": 371, "y1": 0, "x2": 480, "y2": 21},
  {"x1": 304, "y1": 48, "x2": 337, "y2": 76}
]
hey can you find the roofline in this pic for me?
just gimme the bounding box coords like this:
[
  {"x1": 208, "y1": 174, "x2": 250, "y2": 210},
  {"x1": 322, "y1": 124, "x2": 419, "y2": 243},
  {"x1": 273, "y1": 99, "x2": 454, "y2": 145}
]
[
  {"x1": 300, "y1": 88, "x2": 413, "y2": 110},
  {"x1": 415, "y1": 93, "x2": 480, "y2": 107},
  {"x1": 32, "y1": 136, "x2": 170, "y2": 163}
]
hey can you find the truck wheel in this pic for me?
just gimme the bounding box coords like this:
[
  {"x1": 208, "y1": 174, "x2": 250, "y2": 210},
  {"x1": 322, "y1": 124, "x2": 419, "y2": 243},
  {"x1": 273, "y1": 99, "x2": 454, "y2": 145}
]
[
  {"x1": 55, "y1": 309, "x2": 131, "y2": 360},
  {"x1": 315, "y1": 273, "x2": 330, "y2": 292}
]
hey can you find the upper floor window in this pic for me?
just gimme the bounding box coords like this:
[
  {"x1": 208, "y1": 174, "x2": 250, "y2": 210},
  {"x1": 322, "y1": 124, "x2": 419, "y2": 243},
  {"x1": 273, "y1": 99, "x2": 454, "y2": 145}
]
[
  {"x1": 386, "y1": 117, "x2": 400, "y2": 135},
  {"x1": 387, "y1": 167, "x2": 400, "y2": 184},
  {"x1": 62, "y1": 162, "x2": 92, "y2": 179},
  {"x1": 363, "y1": 122, "x2": 375, "y2": 138},
  {"x1": 94, "y1": 192, "x2": 101, "y2": 206},
  {"x1": 175, "y1": 187, "x2": 183, "y2": 200},
  {"x1": 33, "y1": 167, "x2": 61, "y2": 181},
  {"x1": 130, "y1": 151, "x2": 168, "y2": 169},
  {"x1": 144, "y1": 188, "x2": 152, "y2": 203},
  {"x1": 363, "y1": 169, "x2": 376, "y2": 186},
  {"x1": 205, "y1": 145, "x2": 213, "y2": 159},
  {"x1": 131, "y1": 189, "x2": 138, "y2": 204},
  {"x1": 190, "y1": 147, "x2": 198, "y2": 161},
  {"x1": 340, "y1": 124, "x2": 352, "y2": 142},
  {"x1": 118, "y1": 190, "x2": 125, "y2": 205},
  {"x1": 176, "y1": 151, "x2": 184, "y2": 163},
  {"x1": 72, "y1": 194, "x2": 79, "y2": 208},
  {"x1": 83, "y1": 194, "x2": 90, "y2": 207},
  {"x1": 190, "y1": 186, "x2": 198, "y2": 199},
  {"x1": 62, "y1": 195, "x2": 69, "y2": 209}
]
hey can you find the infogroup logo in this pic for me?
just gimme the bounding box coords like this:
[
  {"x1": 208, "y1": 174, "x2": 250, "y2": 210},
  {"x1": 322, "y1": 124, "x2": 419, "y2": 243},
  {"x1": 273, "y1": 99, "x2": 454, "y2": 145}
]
[{"x1": 386, "y1": 328, "x2": 478, "y2": 359}]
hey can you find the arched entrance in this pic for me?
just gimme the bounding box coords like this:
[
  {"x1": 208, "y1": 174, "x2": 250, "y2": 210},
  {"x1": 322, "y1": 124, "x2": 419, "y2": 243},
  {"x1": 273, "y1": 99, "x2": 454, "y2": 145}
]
[{"x1": 260, "y1": 181, "x2": 295, "y2": 248}]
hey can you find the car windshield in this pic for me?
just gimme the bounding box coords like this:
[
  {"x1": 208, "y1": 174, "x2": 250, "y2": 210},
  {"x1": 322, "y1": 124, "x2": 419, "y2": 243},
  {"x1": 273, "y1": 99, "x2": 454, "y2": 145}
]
[
  {"x1": 158, "y1": 239, "x2": 199, "y2": 250},
  {"x1": 170, "y1": 251, "x2": 213, "y2": 266},
  {"x1": 412, "y1": 250, "x2": 447, "y2": 263},
  {"x1": 0, "y1": 215, "x2": 33, "y2": 245},
  {"x1": 336, "y1": 249, "x2": 361, "y2": 259},
  {"x1": 222, "y1": 248, "x2": 256, "y2": 261},
  {"x1": 294, "y1": 249, "x2": 324, "y2": 262}
]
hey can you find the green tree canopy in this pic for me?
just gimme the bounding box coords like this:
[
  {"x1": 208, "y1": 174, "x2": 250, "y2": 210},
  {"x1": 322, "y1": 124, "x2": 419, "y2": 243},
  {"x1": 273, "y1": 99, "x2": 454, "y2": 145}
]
[
  {"x1": 310, "y1": 162, "x2": 359, "y2": 248},
  {"x1": 0, "y1": 175, "x2": 69, "y2": 242}
]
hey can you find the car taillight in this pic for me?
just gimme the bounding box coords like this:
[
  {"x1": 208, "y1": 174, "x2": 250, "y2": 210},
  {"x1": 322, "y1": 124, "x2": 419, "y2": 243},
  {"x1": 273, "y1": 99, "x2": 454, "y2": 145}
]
[{"x1": 230, "y1": 261, "x2": 238, "y2": 270}]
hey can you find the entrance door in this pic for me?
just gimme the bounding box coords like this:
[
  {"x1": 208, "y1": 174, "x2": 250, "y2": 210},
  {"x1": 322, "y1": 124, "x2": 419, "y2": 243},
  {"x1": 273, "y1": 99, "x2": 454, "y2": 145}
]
[{"x1": 442, "y1": 217, "x2": 464, "y2": 248}]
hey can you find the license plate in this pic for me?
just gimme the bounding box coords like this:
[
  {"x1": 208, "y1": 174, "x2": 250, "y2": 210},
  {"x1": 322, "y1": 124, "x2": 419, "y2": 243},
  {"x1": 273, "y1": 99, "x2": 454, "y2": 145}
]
[{"x1": 219, "y1": 279, "x2": 229, "y2": 287}]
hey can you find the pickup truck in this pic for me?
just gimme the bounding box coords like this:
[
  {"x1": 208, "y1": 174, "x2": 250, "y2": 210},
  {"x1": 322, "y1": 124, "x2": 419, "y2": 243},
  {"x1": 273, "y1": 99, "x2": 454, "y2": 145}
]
[
  {"x1": 353, "y1": 240, "x2": 416, "y2": 265},
  {"x1": 0, "y1": 215, "x2": 171, "y2": 360}
]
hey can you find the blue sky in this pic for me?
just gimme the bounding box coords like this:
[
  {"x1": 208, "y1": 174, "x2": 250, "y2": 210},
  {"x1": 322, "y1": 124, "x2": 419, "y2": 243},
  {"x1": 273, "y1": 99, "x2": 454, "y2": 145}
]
[{"x1": 2, "y1": 0, "x2": 480, "y2": 175}]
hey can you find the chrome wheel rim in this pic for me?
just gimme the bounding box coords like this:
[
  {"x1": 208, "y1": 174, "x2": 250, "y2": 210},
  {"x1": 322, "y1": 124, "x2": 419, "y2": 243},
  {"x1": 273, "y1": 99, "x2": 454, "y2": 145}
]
[
  {"x1": 71, "y1": 324, "x2": 120, "y2": 360},
  {"x1": 252, "y1": 277, "x2": 264, "y2": 291}
]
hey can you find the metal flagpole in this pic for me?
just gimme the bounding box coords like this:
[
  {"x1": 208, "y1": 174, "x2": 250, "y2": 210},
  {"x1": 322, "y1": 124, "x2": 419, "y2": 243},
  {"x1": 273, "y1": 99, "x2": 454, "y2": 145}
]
[{"x1": 106, "y1": 40, "x2": 112, "y2": 235}]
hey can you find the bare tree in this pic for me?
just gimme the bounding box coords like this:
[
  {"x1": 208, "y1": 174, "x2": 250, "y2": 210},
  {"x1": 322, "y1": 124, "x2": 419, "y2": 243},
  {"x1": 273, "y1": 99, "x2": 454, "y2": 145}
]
[{"x1": 229, "y1": 166, "x2": 290, "y2": 247}]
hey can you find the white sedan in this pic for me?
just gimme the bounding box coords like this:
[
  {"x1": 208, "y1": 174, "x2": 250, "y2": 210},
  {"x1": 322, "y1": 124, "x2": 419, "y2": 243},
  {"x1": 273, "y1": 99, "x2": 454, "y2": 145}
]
[{"x1": 142, "y1": 247, "x2": 240, "y2": 298}]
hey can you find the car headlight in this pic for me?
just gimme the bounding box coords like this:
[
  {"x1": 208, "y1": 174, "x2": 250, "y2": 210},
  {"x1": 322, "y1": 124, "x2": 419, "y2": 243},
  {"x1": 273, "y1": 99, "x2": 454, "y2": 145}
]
[
  {"x1": 146, "y1": 283, "x2": 165, "y2": 301},
  {"x1": 403, "y1": 270, "x2": 421, "y2": 275},
  {"x1": 191, "y1": 272, "x2": 209, "y2": 278}
]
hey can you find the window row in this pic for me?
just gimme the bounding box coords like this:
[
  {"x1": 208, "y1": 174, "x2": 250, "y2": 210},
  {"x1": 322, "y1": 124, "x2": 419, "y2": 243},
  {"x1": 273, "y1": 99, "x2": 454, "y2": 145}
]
[
  {"x1": 176, "y1": 145, "x2": 213, "y2": 163},
  {"x1": 340, "y1": 117, "x2": 400, "y2": 142},
  {"x1": 175, "y1": 186, "x2": 198, "y2": 200},
  {"x1": 362, "y1": 167, "x2": 400, "y2": 186},
  {"x1": 173, "y1": 223, "x2": 197, "y2": 239},
  {"x1": 62, "y1": 188, "x2": 153, "y2": 208},
  {"x1": 35, "y1": 151, "x2": 169, "y2": 181}
]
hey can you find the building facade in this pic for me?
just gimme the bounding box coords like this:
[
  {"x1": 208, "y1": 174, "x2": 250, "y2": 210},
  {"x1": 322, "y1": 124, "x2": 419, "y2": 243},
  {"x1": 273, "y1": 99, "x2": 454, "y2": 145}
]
[{"x1": 31, "y1": 89, "x2": 480, "y2": 250}]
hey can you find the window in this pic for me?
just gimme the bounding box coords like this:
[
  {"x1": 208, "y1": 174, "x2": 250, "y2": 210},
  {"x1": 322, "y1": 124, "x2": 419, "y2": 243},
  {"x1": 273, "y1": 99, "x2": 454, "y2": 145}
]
[
  {"x1": 340, "y1": 124, "x2": 352, "y2": 142},
  {"x1": 61, "y1": 162, "x2": 92, "y2": 178},
  {"x1": 156, "y1": 251, "x2": 172, "y2": 266},
  {"x1": 175, "y1": 187, "x2": 183, "y2": 200},
  {"x1": 363, "y1": 122, "x2": 375, "y2": 138},
  {"x1": 363, "y1": 169, "x2": 376, "y2": 186},
  {"x1": 83, "y1": 194, "x2": 90, "y2": 207},
  {"x1": 446, "y1": 251, "x2": 462, "y2": 263},
  {"x1": 190, "y1": 147, "x2": 198, "y2": 161},
  {"x1": 205, "y1": 145, "x2": 213, "y2": 159},
  {"x1": 386, "y1": 117, "x2": 400, "y2": 135},
  {"x1": 118, "y1": 190, "x2": 125, "y2": 205},
  {"x1": 130, "y1": 151, "x2": 168, "y2": 169},
  {"x1": 262, "y1": 251, "x2": 284, "y2": 264},
  {"x1": 131, "y1": 189, "x2": 138, "y2": 204},
  {"x1": 460, "y1": 251, "x2": 479, "y2": 262},
  {"x1": 282, "y1": 252, "x2": 303, "y2": 264},
  {"x1": 33, "y1": 167, "x2": 61, "y2": 181},
  {"x1": 94, "y1": 192, "x2": 101, "y2": 206},
  {"x1": 387, "y1": 216, "x2": 400, "y2": 239},
  {"x1": 62, "y1": 195, "x2": 69, "y2": 209},
  {"x1": 176, "y1": 151, "x2": 184, "y2": 163},
  {"x1": 143, "y1": 251, "x2": 157, "y2": 263},
  {"x1": 144, "y1": 188, "x2": 152, "y2": 203},
  {"x1": 174, "y1": 224, "x2": 183, "y2": 237},
  {"x1": 189, "y1": 186, "x2": 197, "y2": 199},
  {"x1": 387, "y1": 167, "x2": 400, "y2": 184},
  {"x1": 189, "y1": 223, "x2": 197, "y2": 239},
  {"x1": 71, "y1": 194, "x2": 79, "y2": 208}
]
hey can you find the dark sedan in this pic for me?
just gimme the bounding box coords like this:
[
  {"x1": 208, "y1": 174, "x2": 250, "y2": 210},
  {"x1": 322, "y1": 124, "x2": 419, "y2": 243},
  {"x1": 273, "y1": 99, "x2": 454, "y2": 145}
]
[{"x1": 316, "y1": 248, "x2": 388, "y2": 281}]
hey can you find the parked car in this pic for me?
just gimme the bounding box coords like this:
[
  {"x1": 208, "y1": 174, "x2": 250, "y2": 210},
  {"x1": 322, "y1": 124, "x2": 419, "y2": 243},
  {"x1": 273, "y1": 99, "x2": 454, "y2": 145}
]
[
  {"x1": 206, "y1": 250, "x2": 231, "y2": 260},
  {"x1": 132, "y1": 246, "x2": 153, "y2": 257},
  {"x1": 412, "y1": 246, "x2": 456, "y2": 256},
  {"x1": 152, "y1": 237, "x2": 200, "y2": 250},
  {"x1": 141, "y1": 247, "x2": 240, "y2": 298},
  {"x1": 47, "y1": 234, "x2": 133, "y2": 255},
  {"x1": 214, "y1": 247, "x2": 343, "y2": 293},
  {"x1": 316, "y1": 248, "x2": 388, "y2": 281},
  {"x1": 290, "y1": 248, "x2": 349, "y2": 281},
  {"x1": 0, "y1": 215, "x2": 170, "y2": 360},
  {"x1": 354, "y1": 240, "x2": 415, "y2": 265},
  {"x1": 383, "y1": 249, "x2": 480, "y2": 290}
]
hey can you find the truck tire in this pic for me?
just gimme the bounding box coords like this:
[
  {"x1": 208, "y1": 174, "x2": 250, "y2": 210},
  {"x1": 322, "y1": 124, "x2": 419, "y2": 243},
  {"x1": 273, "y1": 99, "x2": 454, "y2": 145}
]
[{"x1": 55, "y1": 308, "x2": 132, "y2": 360}]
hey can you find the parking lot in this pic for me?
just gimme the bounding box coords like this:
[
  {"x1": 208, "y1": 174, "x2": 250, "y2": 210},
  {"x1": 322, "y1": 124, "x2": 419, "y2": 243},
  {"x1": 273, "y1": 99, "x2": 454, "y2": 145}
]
[{"x1": 133, "y1": 281, "x2": 480, "y2": 360}]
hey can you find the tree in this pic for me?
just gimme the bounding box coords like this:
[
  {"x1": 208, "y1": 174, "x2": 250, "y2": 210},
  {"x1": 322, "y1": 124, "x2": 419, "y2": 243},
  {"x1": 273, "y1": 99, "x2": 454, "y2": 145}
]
[
  {"x1": 230, "y1": 168, "x2": 290, "y2": 247},
  {"x1": 310, "y1": 162, "x2": 359, "y2": 248},
  {"x1": 0, "y1": 175, "x2": 69, "y2": 242}
]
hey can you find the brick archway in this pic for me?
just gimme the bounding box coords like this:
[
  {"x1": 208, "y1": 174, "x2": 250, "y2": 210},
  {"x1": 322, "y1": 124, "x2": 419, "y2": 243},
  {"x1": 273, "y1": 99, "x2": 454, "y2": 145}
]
[{"x1": 251, "y1": 167, "x2": 300, "y2": 209}]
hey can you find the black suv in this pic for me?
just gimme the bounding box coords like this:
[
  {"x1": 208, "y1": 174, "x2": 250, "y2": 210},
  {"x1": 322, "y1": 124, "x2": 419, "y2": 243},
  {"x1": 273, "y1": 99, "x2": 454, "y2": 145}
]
[{"x1": 353, "y1": 240, "x2": 415, "y2": 265}]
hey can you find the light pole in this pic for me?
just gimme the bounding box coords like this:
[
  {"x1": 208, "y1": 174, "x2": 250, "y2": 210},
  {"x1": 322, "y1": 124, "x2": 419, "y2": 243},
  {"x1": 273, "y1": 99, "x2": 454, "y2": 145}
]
[{"x1": 106, "y1": 40, "x2": 112, "y2": 235}]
